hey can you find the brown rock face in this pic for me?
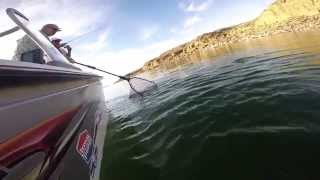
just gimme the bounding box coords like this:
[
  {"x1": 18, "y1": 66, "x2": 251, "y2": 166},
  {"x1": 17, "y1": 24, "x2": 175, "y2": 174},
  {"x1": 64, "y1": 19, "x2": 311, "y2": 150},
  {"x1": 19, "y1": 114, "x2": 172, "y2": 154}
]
[
  {"x1": 254, "y1": 0, "x2": 320, "y2": 27},
  {"x1": 130, "y1": 0, "x2": 320, "y2": 76}
]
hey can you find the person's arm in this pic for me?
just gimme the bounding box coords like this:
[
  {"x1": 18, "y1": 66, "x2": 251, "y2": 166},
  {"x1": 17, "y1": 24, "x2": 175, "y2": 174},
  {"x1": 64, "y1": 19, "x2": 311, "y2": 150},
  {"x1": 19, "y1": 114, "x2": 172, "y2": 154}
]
[{"x1": 64, "y1": 45, "x2": 75, "y2": 63}]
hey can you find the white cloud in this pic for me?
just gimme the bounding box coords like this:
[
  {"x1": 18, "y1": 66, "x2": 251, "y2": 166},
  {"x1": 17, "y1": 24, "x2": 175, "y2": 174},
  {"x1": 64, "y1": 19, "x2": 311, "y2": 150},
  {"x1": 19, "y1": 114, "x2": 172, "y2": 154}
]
[
  {"x1": 73, "y1": 37, "x2": 186, "y2": 85},
  {"x1": 140, "y1": 25, "x2": 159, "y2": 41},
  {"x1": 83, "y1": 38, "x2": 183, "y2": 73},
  {"x1": 184, "y1": 15, "x2": 202, "y2": 28},
  {"x1": 179, "y1": 0, "x2": 213, "y2": 12},
  {"x1": 77, "y1": 29, "x2": 110, "y2": 51},
  {"x1": 170, "y1": 27, "x2": 178, "y2": 33},
  {"x1": 3, "y1": 0, "x2": 109, "y2": 37}
]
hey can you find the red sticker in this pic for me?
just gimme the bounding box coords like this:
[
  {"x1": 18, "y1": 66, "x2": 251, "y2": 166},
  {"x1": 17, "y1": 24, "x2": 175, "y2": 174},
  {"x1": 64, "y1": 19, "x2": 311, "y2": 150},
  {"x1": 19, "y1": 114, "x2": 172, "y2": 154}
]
[{"x1": 76, "y1": 130, "x2": 93, "y2": 164}]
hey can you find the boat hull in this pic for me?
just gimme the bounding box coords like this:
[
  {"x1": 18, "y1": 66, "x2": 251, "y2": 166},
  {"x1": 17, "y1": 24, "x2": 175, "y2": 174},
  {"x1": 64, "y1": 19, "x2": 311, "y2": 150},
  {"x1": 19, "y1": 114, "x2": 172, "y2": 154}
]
[{"x1": 0, "y1": 60, "x2": 108, "y2": 180}]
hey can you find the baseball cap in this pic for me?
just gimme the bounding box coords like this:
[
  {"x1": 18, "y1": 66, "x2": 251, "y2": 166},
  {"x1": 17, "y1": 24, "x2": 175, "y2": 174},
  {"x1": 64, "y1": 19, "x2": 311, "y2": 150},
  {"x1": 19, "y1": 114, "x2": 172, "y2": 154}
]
[{"x1": 44, "y1": 24, "x2": 61, "y2": 31}]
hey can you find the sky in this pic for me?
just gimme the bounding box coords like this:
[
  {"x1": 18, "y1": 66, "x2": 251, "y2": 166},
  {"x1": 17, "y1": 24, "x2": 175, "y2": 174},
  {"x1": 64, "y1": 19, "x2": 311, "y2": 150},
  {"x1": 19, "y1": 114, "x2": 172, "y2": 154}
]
[{"x1": 0, "y1": 0, "x2": 275, "y2": 84}]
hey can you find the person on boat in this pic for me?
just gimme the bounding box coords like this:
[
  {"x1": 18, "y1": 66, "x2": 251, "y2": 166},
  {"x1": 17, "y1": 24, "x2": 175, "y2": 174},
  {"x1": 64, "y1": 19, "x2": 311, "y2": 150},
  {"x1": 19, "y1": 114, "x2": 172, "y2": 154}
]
[
  {"x1": 51, "y1": 38, "x2": 76, "y2": 63},
  {"x1": 12, "y1": 24, "x2": 61, "y2": 62}
]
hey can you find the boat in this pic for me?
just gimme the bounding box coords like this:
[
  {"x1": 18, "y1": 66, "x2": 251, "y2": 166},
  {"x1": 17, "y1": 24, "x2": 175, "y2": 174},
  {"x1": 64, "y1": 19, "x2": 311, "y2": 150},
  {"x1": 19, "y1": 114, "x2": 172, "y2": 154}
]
[{"x1": 0, "y1": 8, "x2": 108, "y2": 180}]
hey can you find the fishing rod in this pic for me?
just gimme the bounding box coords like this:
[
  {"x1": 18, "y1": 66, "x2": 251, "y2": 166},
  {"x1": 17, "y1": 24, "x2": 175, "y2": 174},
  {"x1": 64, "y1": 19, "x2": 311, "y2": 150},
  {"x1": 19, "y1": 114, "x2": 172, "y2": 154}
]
[
  {"x1": 74, "y1": 61, "x2": 158, "y2": 96},
  {"x1": 62, "y1": 26, "x2": 105, "y2": 46}
]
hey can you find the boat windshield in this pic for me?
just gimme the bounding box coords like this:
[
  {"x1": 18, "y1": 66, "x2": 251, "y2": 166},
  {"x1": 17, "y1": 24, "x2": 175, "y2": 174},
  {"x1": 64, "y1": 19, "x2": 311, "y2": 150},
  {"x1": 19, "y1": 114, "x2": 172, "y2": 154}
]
[{"x1": 0, "y1": 8, "x2": 69, "y2": 64}]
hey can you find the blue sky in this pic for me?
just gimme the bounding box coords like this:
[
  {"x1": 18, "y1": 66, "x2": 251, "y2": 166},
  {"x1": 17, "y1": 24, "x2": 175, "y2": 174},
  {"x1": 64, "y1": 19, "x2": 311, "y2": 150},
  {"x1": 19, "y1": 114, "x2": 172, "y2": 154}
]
[
  {"x1": 0, "y1": 0, "x2": 274, "y2": 83},
  {"x1": 75, "y1": 0, "x2": 274, "y2": 50}
]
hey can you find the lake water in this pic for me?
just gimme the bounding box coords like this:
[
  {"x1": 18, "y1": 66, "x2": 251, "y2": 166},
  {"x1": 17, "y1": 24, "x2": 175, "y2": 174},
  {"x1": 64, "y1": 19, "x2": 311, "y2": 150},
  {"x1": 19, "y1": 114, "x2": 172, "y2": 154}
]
[{"x1": 101, "y1": 31, "x2": 320, "y2": 180}]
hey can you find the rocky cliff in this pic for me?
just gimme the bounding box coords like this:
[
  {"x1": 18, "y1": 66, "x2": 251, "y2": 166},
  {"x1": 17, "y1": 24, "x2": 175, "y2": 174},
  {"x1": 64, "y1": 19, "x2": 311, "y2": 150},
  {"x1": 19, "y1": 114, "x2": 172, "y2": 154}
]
[{"x1": 132, "y1": 0, "x2": 320, "y2": 75}]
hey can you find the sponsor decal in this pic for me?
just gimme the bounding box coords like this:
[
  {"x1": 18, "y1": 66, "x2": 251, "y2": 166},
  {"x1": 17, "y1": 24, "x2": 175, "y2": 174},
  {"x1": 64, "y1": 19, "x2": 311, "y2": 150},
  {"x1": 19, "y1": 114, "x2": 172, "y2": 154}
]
[
  {"x1": 89, "y1": 146, "x2": 98, "y2": 178},
  {"x1": 76, "y1": 130, "x2": 93, "y2": 164},
  {"x1": 95, "y1": 111, "x2": 103, "y2": 126}
]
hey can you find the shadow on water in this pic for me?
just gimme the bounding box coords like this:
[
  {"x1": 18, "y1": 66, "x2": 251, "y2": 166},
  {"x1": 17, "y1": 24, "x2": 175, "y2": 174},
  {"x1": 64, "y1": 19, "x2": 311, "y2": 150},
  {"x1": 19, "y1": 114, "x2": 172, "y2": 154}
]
[{"x1": 100, "y1": 31, "x2": 320, "y2": 180}]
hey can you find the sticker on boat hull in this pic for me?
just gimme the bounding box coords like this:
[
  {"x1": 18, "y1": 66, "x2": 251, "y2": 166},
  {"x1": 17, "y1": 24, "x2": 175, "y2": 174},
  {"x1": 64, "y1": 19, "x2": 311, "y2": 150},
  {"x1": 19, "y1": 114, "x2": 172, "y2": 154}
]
[
  {"x1": 76, "y1": 130, "x2": 93, "y2": 164},
  {"x1": 89, "y1": 145, "x2": 98, "y2": 177}
]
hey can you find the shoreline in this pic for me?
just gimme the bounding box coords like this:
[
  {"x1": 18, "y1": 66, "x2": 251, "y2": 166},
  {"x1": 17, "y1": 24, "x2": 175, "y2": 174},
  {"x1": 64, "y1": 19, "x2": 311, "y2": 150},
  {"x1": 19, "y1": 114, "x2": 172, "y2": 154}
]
[
  {"x1": 129, "y1": 0, "x2": 320, "y2": 76},
  {"x1": 134, "y1": 15, "x2": 320, "y2": 75}
]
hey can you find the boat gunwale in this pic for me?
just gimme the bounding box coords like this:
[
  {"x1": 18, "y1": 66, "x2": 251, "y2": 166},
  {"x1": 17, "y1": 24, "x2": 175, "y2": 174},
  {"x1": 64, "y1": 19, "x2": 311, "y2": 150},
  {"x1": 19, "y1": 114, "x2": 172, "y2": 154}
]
[{"x1": 0, "y1": 60, "x2": 101, "y2": 79}]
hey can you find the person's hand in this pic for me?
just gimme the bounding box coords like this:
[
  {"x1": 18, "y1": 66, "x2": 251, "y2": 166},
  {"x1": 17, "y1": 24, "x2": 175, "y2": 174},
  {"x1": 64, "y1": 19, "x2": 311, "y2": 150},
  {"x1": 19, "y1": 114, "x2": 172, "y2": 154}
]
[{"x1": 65, "y1": 45, "x2": 72, "y2": 52}]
